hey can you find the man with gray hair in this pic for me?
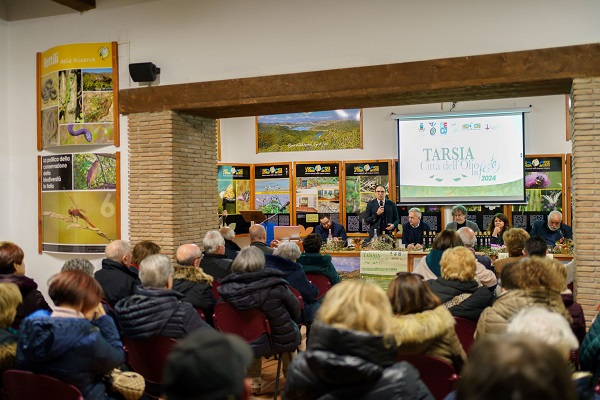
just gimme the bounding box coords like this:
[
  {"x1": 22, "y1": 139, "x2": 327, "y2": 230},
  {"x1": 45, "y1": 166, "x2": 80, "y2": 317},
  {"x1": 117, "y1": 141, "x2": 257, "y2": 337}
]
[
  {"x1": 446, "y1": 205, "x2": 480, "y2": 232},
  {"x1": 401, "y1": 207, "x2": 431, "y2": 249},
  {"x1": 249, "y1": 224, "x2": 275, "y2": 255},
  {"x1": 200, "y1": 230, "x2": 233, "y2": 280},
  {"x1": 530, "y1": 210, "x2": 573, "y2": 246},
  {"x1": 115, "y1": 254, "x2": 209, "y2": 340},
  {"x1": 457, "y1": 227, "x2": 497, "y2": 289},
  {"x1": 95, "y1": 240, "x2": 141, "y2": 306},
  {"x1": 220, "y1": 227, "x2": 241, "y2": 260}
]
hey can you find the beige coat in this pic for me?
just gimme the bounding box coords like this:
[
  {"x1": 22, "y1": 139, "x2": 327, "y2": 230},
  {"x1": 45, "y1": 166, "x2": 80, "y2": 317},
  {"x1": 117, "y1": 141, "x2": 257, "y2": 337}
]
[
  {"x1": 493, "y1": 255, "x2": 525, "y2": 278},
  {"x1": 475, "y1": 288, "x2": 572, "y2": 339},
  {"x1": 391, "y1": 305, "x2": 467, "y2": 372}
]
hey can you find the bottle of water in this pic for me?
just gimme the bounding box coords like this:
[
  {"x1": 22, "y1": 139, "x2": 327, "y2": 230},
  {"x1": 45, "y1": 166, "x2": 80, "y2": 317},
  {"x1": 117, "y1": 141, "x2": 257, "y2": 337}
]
[{"x1": 327, "y1": 229, "x2": 333, "y2": 244}]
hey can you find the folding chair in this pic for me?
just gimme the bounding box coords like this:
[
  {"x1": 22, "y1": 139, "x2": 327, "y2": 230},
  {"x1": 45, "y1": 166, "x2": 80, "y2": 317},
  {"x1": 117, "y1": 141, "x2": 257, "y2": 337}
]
[
  {"x1": 453, "y1": 316, "x2": 477, "y2": 354},
  {"x1": 397, "y1": 354, "x2": 459, "y2": 400},
  {"x1": 305, "y1": 273, "x2": 332, "y2": 300}
]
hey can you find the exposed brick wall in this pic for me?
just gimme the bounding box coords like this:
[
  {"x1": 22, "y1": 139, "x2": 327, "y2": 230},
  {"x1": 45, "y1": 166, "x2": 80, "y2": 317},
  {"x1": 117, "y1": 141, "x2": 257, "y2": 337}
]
[
  {"x1": 571, "y1": 77, "x2": 600, "y2": 326},
  {"x1": 128, "y1": 111, "x2": 217, "y2": 258}
]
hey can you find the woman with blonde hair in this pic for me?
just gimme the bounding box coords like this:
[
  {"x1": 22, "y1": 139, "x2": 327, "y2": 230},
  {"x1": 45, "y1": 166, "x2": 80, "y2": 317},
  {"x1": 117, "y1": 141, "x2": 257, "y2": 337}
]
[
  {"x1": 388, "y1": 273, "x2": 466, "y2": 372},
  {"x1": 493, "y1": 228, "x2": 529, "y2": 278},
  {"x1": 427, "y1": 247, "x2": 493, "y2": 322},
  {"x1": 0, "y1": 283, "x2": 22, "y2": 383},
  {"x1": 284, "y1": 280, "x2": 433, "y2": 399}
]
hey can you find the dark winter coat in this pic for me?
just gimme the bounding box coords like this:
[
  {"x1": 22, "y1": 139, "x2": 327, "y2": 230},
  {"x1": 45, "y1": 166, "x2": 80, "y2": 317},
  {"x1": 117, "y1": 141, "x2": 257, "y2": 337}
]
[
  {"x1": 0, "y1": 328, "x2": 18, "y2": 384},
  {"x1": 17, "y1": 311, "x2": 125, "y2": 400},
  {"x1": 224, "y1": 239, "x2": 241, "y2": 260},
  {"x1": 200, "y1": 253, "x2": 233, "y2": 280},
  {"x1": 581, "y1": 316, "x2": 600, "y2": 382},
  {"x1": 562, "y1": 291, "x2": 586, "y2": 343},
  {"x1": 172, "y1": 265, "x2": 216, "y2": 325},
  {"x1": 427, "y1": 278, "x2": 493, "y2": 322},
  {"x1": 94, "y1": 258, "x2": 141, "y2": 306},
  {"x1": 114, "y1": 287, "x2": 209, "y2": 340},
  {"x1": 265, "y1": 255, "x2": 319, "y2": 304},
  {"x1": 0, "y1": 274, "x2": 52, "y2": 329},
  {"x1": 218, "y1": 269, "x2": 301, "y2": 354},
  {"x1": 297, "y1": 253, "x2": 341, "y2": 285},
  {"x1": 283, "y1": 322, "x2": 434, "y2": 400}
]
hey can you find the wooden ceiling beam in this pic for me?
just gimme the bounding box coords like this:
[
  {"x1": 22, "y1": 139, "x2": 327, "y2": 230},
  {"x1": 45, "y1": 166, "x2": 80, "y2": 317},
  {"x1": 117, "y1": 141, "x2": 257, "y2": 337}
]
[
  {"x1": 51, "y1": 0, "x2": 96, "y2": 12},
  {"x1": 119, "y1": 43, "x2": 600, "y2": 119}
]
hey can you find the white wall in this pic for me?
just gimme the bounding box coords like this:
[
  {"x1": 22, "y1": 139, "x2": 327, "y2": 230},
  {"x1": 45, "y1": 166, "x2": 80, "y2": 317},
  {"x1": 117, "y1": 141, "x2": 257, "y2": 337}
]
[{"x1": 1, "y1": 0, "x2": 597, "y2": 298}]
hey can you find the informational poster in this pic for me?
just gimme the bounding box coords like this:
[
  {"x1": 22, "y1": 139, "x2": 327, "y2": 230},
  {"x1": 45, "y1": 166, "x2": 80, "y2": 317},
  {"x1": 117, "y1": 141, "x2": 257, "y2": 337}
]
[
  {"x1": 218, "y1": 165, "x2": 252, "y2": 215},
  {"x1": 512, "y1": 155, "x2": 564, "y2": 233},
  {"x1": 294, "y1": 162, "x2": 341, "y2": 230},
  {"x1": 344, "y1": 161, "x2": 390, "y2": 234},
  {"x1": 360, "y1": 251, "x2": 408, "y2": 291},
  {"x1": 254, "y1": 163, "x2": 292, "y2": 226},
  {"x1": 37, "y1": 42, "x2": 119, "y2": 150},
  {"x1": 40, "y1": 153, "x2": 119, "y2": 253}
]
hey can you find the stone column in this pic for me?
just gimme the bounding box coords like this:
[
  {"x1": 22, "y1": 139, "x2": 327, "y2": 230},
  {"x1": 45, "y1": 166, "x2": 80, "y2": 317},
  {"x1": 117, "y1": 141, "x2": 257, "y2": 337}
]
[
  {"x1": 128, "y1": 111, "x2": 217, "y2": 257},
  {"x1": 571, "y1": 77, "x2": 600, "y2": 326}
]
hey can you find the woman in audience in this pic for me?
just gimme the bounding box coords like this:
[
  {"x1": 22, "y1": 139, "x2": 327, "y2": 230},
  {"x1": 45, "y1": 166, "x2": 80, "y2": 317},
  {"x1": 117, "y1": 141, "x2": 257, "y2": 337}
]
[
  {"x1": 130, "y1": 240, "x2": 161, "y2": 272},
  {"x1": 284, "y1": 280, "x2": 433, "y2": 400},
  {"x1": 427, "y1": 246, "x2": 493, "y2": 322},
  {"x1": 579, "y1": 305, "x2": 600, "y2": 383},
  {"x1": 475, "y1": 257, "x2": 571, "y2": 339},
  {"x1": 17, "y1": 270, "x2": 125, "y2": 400},
  {"x1": 488, "y1": 213, "x2": 510, "y2": 246},
  {"x1": 297, "y1": 234, "x2": 341, "y2": 286},
  {"x1": 266, "y1": 241, "x2": 320, "y2": 323},
  {"x1": 0, "y1": 283, "x2": 22, "y2": 382},
  {"x1": 61, "y1": 258, "x2": 95, "y2": 276},
  {"x1": 492, "y1": 228, "x2": 529, "y2": 278},
  {"x1": 0, "y1": 241, "x2": 51, "y2": 329},
  {"x1": 388, "y1": 272, "x2": 466, "y2": 372},
  {"x1": 413, "y1": 229, "x2": 463, "y2": 281},
  {"x1": 218, "y1": 246, "x2": 301, "y2": 393}
]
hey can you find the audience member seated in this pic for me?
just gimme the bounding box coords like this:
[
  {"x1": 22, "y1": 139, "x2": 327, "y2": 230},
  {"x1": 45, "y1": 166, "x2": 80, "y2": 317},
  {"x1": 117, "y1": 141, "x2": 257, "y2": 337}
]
[
  {"x1": 413, "y1": 229, "x2": 463, "y2": 281},
  {"x1": 220, "y1": 227, "x2": 241, "y2": 260},
  {"x1": 454, "y1": 335, "x2": 577, "y2": 400},
  {"x1": 488, "y1": 213, "x2": 510, "y2": 246},
  {"x1": 130, "y1": 240, "x2": 161, "y2": 272},
  {"x1": 475, "y1": 257, "x2": 572, "y2": 339},
  {"x1": 427, "y1": 247, "x2": 493, "y2": 322},
  {"x1": 163, "y1": 329, "x2": 253, "y2": 400},
  {"x1": 266, "y1": 241, "x2": 320, "y2": 323},
  {"x1": 0, "y1": 283, "x2": 21, "y2": 383},
  {"x1": 17, "y1": 270, "x2": 125, "y2": 400},
  {"x1": 580, "y1": 307, "x2": 600, "y2": 383},
  {"x1": 0, "y1": 241, "x2": 51, "y2": 329},
  {"x1": 173, "y1": 243, "x2": 216, "y2": 325},
  {"x1": 115, "y1": 254, "x2": 209, "y2": 340},
  {"x1": 388, "y1": 272, "x2": 466, "y2": 372},
  {"x1": 445, "y1": 205, "x2": 480, "y2": 232},
  {"x1": 297, "y1": 234, "x2": 341, "y2": 286},
  {"x1": 200, "y1": 230, "x2": 233, "y2": 280},
  {"x1": 284, "y1": 280, "x2": 434, "y2": 400},
  {"x1": 456, "y1": 227, "x2": 497, "y2": 288},
  {"x1": 61, "y1": 258, "x2": 95, "y2": 276},
  {"x1": 314, "y1": 213, "x2": 347, "y2": 242},
  {"x1": 492, "y1": 228, "x2": 529, "y2": 279},
  {"x1": 523, "y1": 235, "x2": 549, "y2": 257},
  {"x1": 249, "y1": 224, "x2": 274, "y2": 255},
  {"x1": 530, "y1": 210, "x2": 573, "y2": 246},
  {"x1": 94, "y1": 240, "x2": 141, "y2": 306},
  {"x1": 402, "y1": 207, "x2": 431, "y2": 250},
  {"x1": 218, "y1": 247, "x2": 301, "y2": 393}
]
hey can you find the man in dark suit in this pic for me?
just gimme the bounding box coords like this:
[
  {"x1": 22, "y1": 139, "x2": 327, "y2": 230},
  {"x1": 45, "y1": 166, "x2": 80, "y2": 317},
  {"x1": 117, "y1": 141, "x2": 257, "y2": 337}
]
[
  {"x1": 364, "y1": 185, "x2": 399, "y2": 240},
  {"x1": 401, "y1": 207, "x2": 431, "y2": 249},
  {"x1": 314, "y1": 213, "x2": 347, "y2": 242},
  {"x1": 530, "y1": 210, "x2": 573, "y2": 246}
]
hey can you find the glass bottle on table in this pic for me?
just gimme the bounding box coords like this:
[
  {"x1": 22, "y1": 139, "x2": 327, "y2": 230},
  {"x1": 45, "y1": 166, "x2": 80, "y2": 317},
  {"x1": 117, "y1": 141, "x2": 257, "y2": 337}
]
[{"x1": 327, "y1": 229, "x2": 333, "y2": 244}]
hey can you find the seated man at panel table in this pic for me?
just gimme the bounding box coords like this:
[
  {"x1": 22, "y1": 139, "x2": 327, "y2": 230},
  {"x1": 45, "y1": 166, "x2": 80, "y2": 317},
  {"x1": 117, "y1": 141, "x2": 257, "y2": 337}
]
[
  {"x1": 401, "y1": 207, "x2": 431, "y2": 250},
  {"x1": 446, "y1": 205, "x2": 480, "y2": 232},
  {"x1": 314, "y1": 213, "x2": 347, "y2": 243},
  {"x1": 530, "y1": 210, "x2": 573, "y2": 246}
]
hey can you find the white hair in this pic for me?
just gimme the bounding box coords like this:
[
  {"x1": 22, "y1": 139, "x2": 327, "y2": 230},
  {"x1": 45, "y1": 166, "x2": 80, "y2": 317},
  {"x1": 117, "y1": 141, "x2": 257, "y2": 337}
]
[
  {"x1": 220, "y1": 227, "x2": 235, "y2": 240},
  {"x1": 408, "y1": 208, "x2": 422, "y2": 218},
  {"x1": 457, "y1": 227, "x2": 475, "y2": 248},
  {"x1": 273, "y1": 241, "x2": 301, "y2": 261},
  {"x1": 139, "y1": 254, "x2": 174, "y2": 288},
  {"x1": 231, "y1": 246, "x2": 265, "y2": 273},
  {"x1": 105, "y1": 240, "x2": 131, "y2": 262},
  {"x1": 203, "y1": 230, "x2": 225, "y2": 254},
  {"x1": 548, "y1": 210, "x2": 563, "y2": 220},
  {"x1": 507, "y1": 306, "x2": 578, "y2": 356}
]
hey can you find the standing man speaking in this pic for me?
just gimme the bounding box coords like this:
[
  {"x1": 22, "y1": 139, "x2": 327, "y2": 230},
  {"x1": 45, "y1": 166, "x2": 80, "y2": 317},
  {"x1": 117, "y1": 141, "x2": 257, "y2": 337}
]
[{"x1": 364, "y1": 185, "x2": 399, "y2": 240}]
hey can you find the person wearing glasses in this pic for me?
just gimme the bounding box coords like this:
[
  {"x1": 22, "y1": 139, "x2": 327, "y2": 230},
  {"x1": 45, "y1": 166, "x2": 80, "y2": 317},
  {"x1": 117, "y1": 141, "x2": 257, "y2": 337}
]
[
  {"x1": 530, "y1": 210, "x2": 573, "y2": 246},
  {"x1": 364, "y1": 185, "x2": 399, "y2": 240},
  {"x1": 314, "y1": 213, "x2": 347, "y2": 243},
  {"x1": 445, "y1": 205, "x2": 480, "y2": 232}
]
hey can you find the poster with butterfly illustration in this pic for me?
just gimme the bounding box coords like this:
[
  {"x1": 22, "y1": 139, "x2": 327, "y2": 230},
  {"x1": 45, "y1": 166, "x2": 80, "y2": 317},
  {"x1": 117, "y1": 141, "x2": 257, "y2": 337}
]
[
  {"x1": 512, "y1": 155, "x2": 566, "y2": 233},
  {"x1": 218, "y1": 164, "x2": 253, "y2": 216},
  {"x1": 39, "y1": 152, "x2": 120, "y2": 253},
  {"x1": 37, "y1": 42, "x2": 119, "y2": 150}
]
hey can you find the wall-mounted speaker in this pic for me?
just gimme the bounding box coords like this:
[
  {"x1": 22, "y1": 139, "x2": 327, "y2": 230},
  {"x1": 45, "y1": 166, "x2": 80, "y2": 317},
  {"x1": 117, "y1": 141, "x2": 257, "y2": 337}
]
[{"x1": 129, "y1": 62, "x2": 161, "y2": 82}]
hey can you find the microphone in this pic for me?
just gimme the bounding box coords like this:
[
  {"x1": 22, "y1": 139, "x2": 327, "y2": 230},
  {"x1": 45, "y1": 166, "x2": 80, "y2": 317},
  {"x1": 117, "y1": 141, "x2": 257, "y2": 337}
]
[{"x1": 279, "y1": 201, "x2": 290, "y2": 212}]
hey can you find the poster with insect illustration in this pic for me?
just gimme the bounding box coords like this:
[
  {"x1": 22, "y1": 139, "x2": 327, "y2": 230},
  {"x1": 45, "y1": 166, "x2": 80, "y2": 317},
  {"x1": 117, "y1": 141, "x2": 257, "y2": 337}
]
[
  {"x1": 294, "y1": 162, "x2": 341, "y2": 230},
  {"x1": 512, "y1": 155, "x2": 565, "y2": 233},
  {"x1": 39, "y1": 153, "x2": 119, "y2": 253},
  {"x1": 37, "y1": 42, "x2": 118, "y2": 150},
  {"x1": 344, "y1": 161, "x2": 391, "y2": 234},
  {"x1": 218, "y1": 165, "x2": 253, "y2": 215},
  {"x1": 254, "y1": 163, "x2": 292, "y2": 226}
]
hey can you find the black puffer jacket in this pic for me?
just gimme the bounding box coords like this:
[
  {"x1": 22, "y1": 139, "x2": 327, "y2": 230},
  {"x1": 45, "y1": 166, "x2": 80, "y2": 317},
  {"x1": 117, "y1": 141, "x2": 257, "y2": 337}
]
[
  {"x1": 283, "y1": 322, "x2": 434, "y2": 400},
  {"x1": 218, "y1": 269, "x2": 301, "y2": 353},
  {"x1": 114, "y1": 287, "x2": 209, "y2": 340},
  {"x1": 172, "y1": 265, "x2": 216, "y2": 325},
  {"x1": 200, "y1": 254, "x2": 233, "y2": 280},
  {"x1": 0, "y1": 274, "x2": 52, "y2": 329},
  {"x1": 94, "y1": 258, "x2": 141, "y2": 306},
  {"x1": 427, "y1": 278, "x2": 493, "y2": 322}
]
